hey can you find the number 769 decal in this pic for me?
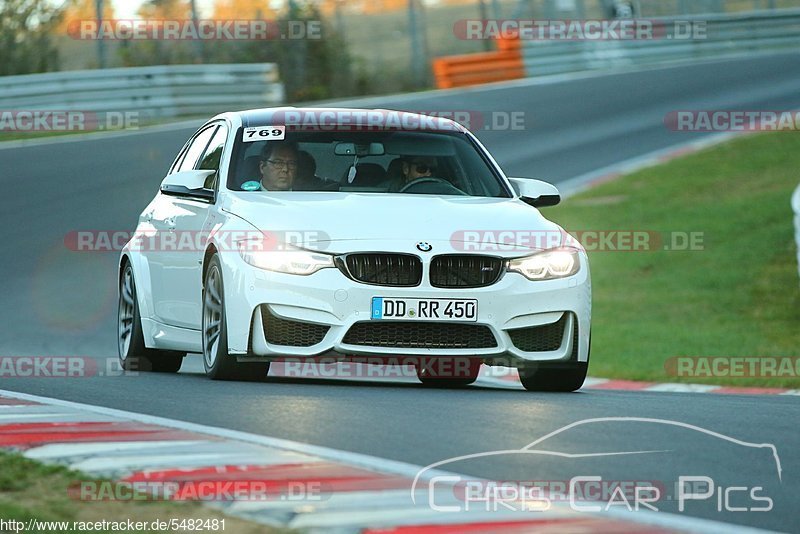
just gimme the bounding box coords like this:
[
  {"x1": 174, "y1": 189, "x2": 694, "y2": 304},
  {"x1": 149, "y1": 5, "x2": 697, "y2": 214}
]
[{"x1": 242, "y1": 125, "x2": 285, "y2": 142}]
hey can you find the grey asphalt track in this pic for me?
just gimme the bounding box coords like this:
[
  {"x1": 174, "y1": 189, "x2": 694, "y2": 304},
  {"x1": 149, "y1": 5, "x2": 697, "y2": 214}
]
[{"x1": 2, "y1": 53, "x2": 800, "y2": 532}]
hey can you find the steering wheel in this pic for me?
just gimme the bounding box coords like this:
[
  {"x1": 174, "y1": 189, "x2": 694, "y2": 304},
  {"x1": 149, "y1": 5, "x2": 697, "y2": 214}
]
[{"x1": 398, "y1": 177, "x2": 466, "y2": 195}]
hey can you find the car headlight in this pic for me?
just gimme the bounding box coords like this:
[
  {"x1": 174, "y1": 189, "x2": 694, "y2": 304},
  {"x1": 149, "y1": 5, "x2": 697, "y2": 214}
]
[
  {"x1": 507, "y1": 249, "x2": 581, "y2": 281},
  {"x1": 237, "y1": 241, "x2": 334, "y2": 275}
]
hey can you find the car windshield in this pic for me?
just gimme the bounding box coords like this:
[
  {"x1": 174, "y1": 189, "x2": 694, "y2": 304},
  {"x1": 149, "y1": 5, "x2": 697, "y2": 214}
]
[{"x1": 227, "y1": 129, "x2": 511, "y2": 197}]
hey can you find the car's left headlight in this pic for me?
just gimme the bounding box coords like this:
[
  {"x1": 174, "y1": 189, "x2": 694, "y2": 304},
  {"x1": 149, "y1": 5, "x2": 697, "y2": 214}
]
[
  {"x1": 507, "y1": 249, "x2": 581, "y2": 281},
  {"x1": 237, "y1": 241, "x2": 334, "y2": 275}
]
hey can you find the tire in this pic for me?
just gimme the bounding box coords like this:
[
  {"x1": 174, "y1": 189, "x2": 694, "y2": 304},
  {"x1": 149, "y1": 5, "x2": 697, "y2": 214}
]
[
  {"x1": 416, "y1": 357, "x2": 481, "y2": 388},
  {"x1": 118, "y1": 262, "x2": 184, "y2": 373},
  {"x1": 519, "y1": 362, "x2": 588, "y2": 392},
  {"x1": 519, "y1": 331, "x2": 591, "y2": 392},
  {"x1": 202, "y1": 254, "x2": 270, "y2": 381}
]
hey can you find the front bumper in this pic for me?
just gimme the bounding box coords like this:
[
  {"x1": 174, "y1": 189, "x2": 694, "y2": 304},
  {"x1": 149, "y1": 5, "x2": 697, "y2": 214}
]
[{"x1": 220, "y1": 251, "x2": 591, "y2": 366}]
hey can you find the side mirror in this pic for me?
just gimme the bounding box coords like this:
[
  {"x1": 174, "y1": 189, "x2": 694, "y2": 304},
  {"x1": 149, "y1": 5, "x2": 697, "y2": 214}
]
[
  {"x1": 160, "y1": 170, "x2": 216, "y2": 201},
  {"x1": 508, "y1": 177, "x2": 561, "y2": 208}
]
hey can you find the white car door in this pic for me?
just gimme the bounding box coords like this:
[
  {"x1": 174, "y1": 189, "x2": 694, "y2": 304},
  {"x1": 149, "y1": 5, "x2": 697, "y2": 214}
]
[{"x1": 149, "y1": 124, "x2": 222, "y2": 329}]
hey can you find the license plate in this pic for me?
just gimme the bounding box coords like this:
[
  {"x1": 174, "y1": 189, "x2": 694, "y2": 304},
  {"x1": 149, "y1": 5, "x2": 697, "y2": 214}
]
[{"x1": 371, "y1": 298, "x2": 478, "y2": 322}]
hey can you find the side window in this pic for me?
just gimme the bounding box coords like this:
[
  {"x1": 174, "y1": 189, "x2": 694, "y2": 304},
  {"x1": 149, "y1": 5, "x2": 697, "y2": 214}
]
[
  {"x1": 168, "y1": 139, "x2": 191, "y2": 174},
  {"x1": 176, "y1": 126, "x2": 217, "y2": 173},
  {"x1": 198, "y1": 124, "x2": 229, "y2": 189}
]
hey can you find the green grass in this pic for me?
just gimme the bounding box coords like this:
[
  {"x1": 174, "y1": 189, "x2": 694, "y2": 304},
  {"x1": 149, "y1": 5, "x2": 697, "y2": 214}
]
[
  {"x1": 0, "y1": 451, "x2": 277, "y2": 533},
  {"x1": 548, "y1": 132, "x2": 800, "y2": 387}
]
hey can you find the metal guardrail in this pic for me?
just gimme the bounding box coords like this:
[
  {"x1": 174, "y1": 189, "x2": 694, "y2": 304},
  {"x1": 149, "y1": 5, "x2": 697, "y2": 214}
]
[
  {"x1": 522, "y1": 9, "x2": 800, "y2": 76},
  {"x1": 0, "y1": 63, "x2": 284, "y2": 119}
]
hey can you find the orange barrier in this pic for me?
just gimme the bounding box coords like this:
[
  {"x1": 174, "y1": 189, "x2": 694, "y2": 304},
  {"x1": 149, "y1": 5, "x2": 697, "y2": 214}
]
[
  {"x1": 432, "y1": 36, "x2": 523, "y2": 89},
  {"x1": 495, "y1": 35, "x2": 522, "y2": 52}
]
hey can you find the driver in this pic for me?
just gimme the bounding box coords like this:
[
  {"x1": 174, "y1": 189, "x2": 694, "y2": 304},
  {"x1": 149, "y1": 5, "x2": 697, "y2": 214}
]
[
  {"x1": 258, "y1": 141, "x2": 299, "y2": 191},
  {"x1": 387, "y1": 156, "x2": 438, "y2": 193}
]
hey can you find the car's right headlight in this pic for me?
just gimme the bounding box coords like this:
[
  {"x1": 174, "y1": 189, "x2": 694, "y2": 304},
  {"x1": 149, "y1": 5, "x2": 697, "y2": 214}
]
[
  {"x1": 237, "y1": 241, "x2": 334, "y2": 275},
  {"x1": 507, "y1": 248, "x2": 581, "y2": 281}
]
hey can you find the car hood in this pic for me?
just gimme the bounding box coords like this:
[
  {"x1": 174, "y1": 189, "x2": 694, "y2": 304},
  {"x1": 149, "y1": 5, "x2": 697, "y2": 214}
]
[{"x1": 221, "y1": 192, "x2": 566, "y2": 255}]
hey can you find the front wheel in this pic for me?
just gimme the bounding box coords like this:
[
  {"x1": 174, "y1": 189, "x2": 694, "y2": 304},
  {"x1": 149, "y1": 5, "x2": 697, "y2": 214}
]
[
  {"x1": 118, "y1": 262, "x2": 184, "y2": 373},
  {"x1": 416, "y1": 357, "x2": 481, "y2": 388},
  {"x1": 202, "y1": 255, "x2": 270, "y2": 381}
]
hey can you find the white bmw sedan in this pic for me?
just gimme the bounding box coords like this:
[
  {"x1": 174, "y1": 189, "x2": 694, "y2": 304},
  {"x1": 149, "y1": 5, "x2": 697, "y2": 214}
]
[{"x1": 118, "y1": 108, "x2": 591, "y2": 391}]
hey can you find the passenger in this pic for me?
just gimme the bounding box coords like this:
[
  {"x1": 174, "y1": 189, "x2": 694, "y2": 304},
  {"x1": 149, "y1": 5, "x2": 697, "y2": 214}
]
[
  {"x1": 295, "y1": 150, "x2": 340, "y2": 191},
  {"x1": 297, "y1": 151, "x2": 318, "y2": 183}
]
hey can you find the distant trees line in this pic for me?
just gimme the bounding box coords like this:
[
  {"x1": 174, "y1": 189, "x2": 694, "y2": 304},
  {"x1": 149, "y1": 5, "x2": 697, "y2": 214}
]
[{"x1": 1, "y1": 0, "x2": 360, "y2": 101}]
